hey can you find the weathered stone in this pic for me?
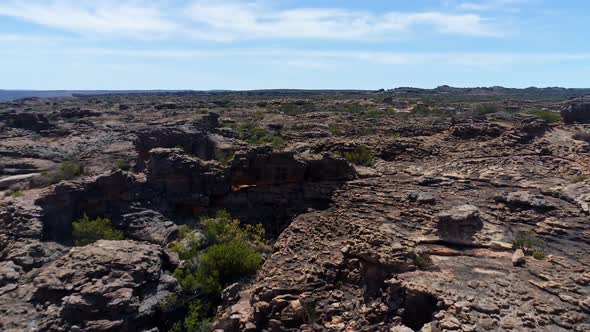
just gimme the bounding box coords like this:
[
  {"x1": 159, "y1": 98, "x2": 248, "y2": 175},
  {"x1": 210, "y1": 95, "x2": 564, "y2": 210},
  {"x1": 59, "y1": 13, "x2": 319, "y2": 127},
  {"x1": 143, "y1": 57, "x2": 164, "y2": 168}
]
[{"x1": 512, "y1": 249, "x2": 526, "y2": 267}]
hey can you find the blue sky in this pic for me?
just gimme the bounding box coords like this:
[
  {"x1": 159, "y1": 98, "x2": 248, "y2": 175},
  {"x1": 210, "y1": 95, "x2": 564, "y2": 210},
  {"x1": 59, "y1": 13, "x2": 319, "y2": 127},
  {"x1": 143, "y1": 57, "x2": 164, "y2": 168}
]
[{"x1": 0, "y1": 0, "x2": 589, "y2": 90}]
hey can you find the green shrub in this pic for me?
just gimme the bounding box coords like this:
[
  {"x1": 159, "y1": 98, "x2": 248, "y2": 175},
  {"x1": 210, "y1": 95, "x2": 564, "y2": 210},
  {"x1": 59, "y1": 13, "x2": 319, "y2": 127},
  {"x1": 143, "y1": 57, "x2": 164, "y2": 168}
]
[
  {"x1": 512, "y1": 231, "x2": 545, "y2": 255},
  {"x1": 339, "y1": 145, "x2": 375, "y2": 167},
  {"x1": 532, "y1": 250, "x2": 545, "y2": 260},
  {"x1": 413, "y1": 253, "x2": 434, "y2": 270},
  {"x1": 170, "y1": 211, "x2": 267, "y2": 327},
  {"x1": 114, "y1": 160, "x2": 131, "y2": 171},
  {"x1": 328, "y1": 124, "x2": 344, "y2": 136},
  {"x1": 159, "y1": 294, "x2": 179, "y2": 313},
  {"x1": 10, "y1": 190, "x2": 24, "y2": 197},
  {"x1": 173, "y1": 267, "x2": 199, "y2": 292},
  {"x1": 236, "y1": 124, "x2": 286, "y2": 150},
  {"x1": 200, "y1": 210, "x2": 268, "y2": 250},
  {"x1": 183, "y1": 301, "x2": 212, "y2": 332},
  {"x1": 345, "y1": 103, "x2": 365, "y2": 114},
  {"x1": 194, "y1": 109, "x2": 209, "y2": 114},
  {"x1": 365, "y1": 108, "x2": 385, "y2": 118},
  {"x1": 168, "y1": 322, "x2": 181, "y2": 332},
  {"x1": 72, "y1": 214, "x2": 124, "y2": 246},
  {"x1": 60, "y1": 161, "x2": 82, "y2": 179},
  {"x1": 194, "y1": 241, "x2": 262, "y2": 298},
  {"x1": 475, "y1": 104, "x2": 499, "y2": 115},
  {"x1": 525, "y1": 110, "x2": 561, "y2": 124},
  {"x1": 171, "y1": 225, "x2": 205, "y2": 261},
  {"x1": 303, "y1": 302, "x2": 318, "y2": 324},
  {"x1": 43, "y1": 161, "x2": 83, "y2": 185}
]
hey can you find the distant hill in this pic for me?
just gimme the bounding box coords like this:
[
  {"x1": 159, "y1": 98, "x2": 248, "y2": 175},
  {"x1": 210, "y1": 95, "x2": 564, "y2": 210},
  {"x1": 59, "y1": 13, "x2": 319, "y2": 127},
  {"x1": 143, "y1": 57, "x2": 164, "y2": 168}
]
[
  {"x1": 0, "y1": 90, "x2": 190, "y2": 102},
  {"x1": 1, "y1": 87, "x2": 590, "y2": 102}
]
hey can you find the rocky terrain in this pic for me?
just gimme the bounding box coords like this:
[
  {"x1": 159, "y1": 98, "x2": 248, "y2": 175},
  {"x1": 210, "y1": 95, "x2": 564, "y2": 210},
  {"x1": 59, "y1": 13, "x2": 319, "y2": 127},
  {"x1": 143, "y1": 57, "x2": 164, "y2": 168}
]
[{"x1": 1, "y1": 87, "x2": 590, "y2": 331}]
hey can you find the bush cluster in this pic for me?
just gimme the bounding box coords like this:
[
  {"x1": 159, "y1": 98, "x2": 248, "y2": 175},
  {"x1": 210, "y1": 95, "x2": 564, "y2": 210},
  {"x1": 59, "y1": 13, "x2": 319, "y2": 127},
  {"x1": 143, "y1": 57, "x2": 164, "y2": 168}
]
[
  {"x1": 170, "y1": 225, "x2": 205, "y2": 261},
  {"x1": 37, "y1": 161, "x2": 83, "y2": 186},
  {"x1": 168, "y1": 211, "x2": 267, "y2": 331},
  {"x1": 475, "y1": 104, "x2": 499, "y2": 115},
  {"x1": 512, "y1": 231, "x2": 545, "y2": 259},
  {"x1": 339, "y1": 145, "x2": 375, "y2": 167},
  {"x1": 72, "y1": 214, "x2": 124, "y2": 246},
  {"x1": 235, "y1": 124, "x2": 286, "y2": 150},
  {"x1": 525, "y1": 110, "x2": 561, "y2": 124},
  {"x1": 114, "y1": 160, "x2": 131, "y2": 171}
]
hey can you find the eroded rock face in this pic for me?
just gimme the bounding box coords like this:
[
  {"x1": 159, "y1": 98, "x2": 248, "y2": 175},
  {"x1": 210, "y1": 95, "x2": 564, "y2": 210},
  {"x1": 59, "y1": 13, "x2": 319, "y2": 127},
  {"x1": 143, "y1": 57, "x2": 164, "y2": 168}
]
[
  {"x1": 0, "y1": 112, "x2": 54, "y2": 132},
  {"x1": 562, "y1": 102, "x2": 590, "y2": 124},
  {"x1": 3, "y1": 91, "x2": 590, "y2": 331},
  {"x1": 435, "y1": 205, "x2": 483, "y2": 245},
  {"x1": 32, "y1": 240, "x2": 178, "y2": 331}
]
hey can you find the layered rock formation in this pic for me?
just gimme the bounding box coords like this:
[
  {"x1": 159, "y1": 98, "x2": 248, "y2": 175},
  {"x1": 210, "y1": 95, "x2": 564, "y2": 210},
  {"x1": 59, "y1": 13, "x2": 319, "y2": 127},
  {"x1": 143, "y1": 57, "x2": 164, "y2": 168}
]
[{"x1": 1, "y1": 90, "x2": 590, "y2": 331}]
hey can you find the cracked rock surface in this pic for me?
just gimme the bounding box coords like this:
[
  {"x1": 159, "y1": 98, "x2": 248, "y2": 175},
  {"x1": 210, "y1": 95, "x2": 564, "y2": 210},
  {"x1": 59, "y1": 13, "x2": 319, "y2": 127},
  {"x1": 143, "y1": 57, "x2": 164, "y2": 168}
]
[{"x1": 1, "y1": 90, "x2": 590, "y2": 331}]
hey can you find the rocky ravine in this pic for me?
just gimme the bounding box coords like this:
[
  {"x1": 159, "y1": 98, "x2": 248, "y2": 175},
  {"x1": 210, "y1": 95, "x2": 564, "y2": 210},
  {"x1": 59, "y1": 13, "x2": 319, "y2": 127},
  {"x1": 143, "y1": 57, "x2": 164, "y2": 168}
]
[{"x1": 1, "y1": 91, "x2": 590, "y2": 331}]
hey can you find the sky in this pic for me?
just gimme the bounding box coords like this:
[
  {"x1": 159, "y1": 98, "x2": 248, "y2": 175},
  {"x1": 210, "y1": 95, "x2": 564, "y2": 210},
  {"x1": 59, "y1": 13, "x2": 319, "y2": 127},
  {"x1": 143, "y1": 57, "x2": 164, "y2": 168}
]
[{"x1": 0, "y1": 0, "x2": 589, "y2": 90}]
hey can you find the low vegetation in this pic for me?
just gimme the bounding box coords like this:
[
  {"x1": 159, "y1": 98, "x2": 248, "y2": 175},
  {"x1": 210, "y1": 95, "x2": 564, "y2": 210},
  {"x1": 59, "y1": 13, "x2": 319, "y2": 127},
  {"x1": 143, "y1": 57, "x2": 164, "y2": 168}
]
[
  {"x1": 114, "y1": 160, "x2": 131, "y2": 171},
  {"x1": 278, "y1": 101, "x2": 317, "y2": 115},
  {"x1": 475, "y1": 104, "x2": 499, "y2": 115},
  {"x1": 36, "y1": 161, "x2": 83, "y2": 186},
  {"x1": 10, "y1": 190, "x2": 24, "y2": 197},
  {"x1": 412, "y1": 253, "x2": 434, "y2": 270},
  {"x1": 72, "y1": 214, "x2": 124, "y2": 246},
  {"x1": 512, "y1": 231, "x2": 545, "y2": 258},
  {"x1": 170, "y1": 225, "x2": 205, "y2": 260},
  {"x1": 524, "y1": 109, "x2": 561, "y2": 123},
  {"x1": 168, "y1": 210, "x2": 268, "y2": 331},
  {"x1": 235, "y1": 124, "x2": 287, "y2": 150},
  {"x1": 339, "y1": 145, "x2": 375, "y2": 167}
]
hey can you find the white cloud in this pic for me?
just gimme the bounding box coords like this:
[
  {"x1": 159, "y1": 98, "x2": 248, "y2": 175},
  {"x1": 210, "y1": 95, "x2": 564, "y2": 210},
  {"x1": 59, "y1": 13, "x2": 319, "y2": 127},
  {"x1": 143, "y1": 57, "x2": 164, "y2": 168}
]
[
  {"x1": 455, "y1": 0, "x2": 527, "y2": 12},
  {"x1": 185, "y1": 1, "x2": 500, "y2": 40},
  {"x1": 0, "y1": 0, "x2": 501, "y2": 41},
  {"x1": 29, "y1": 47, "x2": 590, "y2": 69},
  {"x1": 0, "y1": 0, "x2": 178, "y2": 37}
]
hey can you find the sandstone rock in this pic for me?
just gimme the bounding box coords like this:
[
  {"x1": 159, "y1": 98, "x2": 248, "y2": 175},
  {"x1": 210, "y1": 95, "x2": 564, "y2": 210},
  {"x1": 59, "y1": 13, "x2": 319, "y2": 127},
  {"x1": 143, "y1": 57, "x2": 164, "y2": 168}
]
[
  {"x1": 32, "y1": 240, "x2": 178, "y2": 330},
  {"x1": 117, "y1": 209, "x2": 178, "y2": 245},
  {"x1": 59, "y1": 108, "x2": 102, "y2": 118},
  {"x1": 496, "y1": 191, "x2": 554, "y2": 209},
  {"x1": 436, "y1": 205, "x2": 482, "y2": 245},
  {"x1": 512, "y1": 249, "x2": 526, "y2": 267},
  {"x1": 437, "y1": 204, "x2": 480, "y2": 223},
  {"x1": 561, "y1": 102, "x2": 590, "y2": 124},
  {"x1": 0, "y1": 112, "x2": 54, "y2": 132},
  {"x1": 0, "y1": 173, "x2": 41, "y2": 190},
  {"x1": 407, "y1": 191, "x2": 436, "y2": 205},
  {"x1": 222, "y1": 282, "x2": 241, "y2": 306}
]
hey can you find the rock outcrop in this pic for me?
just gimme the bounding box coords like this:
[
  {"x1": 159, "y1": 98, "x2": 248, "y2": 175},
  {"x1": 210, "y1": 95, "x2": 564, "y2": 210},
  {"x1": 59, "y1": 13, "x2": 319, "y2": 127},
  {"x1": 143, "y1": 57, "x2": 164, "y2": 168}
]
[
  {"x1": 562, "y1": 101, "x2": 590, "y2": 124},
  {"x1": 32, "y1": 240, "x2": 179, "y2": 331}
]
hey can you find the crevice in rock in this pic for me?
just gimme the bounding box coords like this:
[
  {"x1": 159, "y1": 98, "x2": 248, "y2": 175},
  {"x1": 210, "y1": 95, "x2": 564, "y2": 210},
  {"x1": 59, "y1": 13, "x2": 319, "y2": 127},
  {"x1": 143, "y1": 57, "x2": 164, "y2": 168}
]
[
  {"x1": 400, "y1": 289, "x2": 439, "y2": 331},
  {"x1": 36, "y1": 148, "x2": 355, "y2": 246}
]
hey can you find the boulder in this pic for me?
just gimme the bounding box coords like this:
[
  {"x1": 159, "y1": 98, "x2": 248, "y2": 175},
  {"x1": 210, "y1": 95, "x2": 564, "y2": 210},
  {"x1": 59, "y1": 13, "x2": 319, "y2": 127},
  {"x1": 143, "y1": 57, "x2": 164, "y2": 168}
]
[
  {"x1": 512, "y1": 249, "x2": 526, "y2": 267},
  {"x1": 32, "y1": 240, "x2": 179, "y2": 331},
  {"x1": 117, "y1": 209, "x2": 178, "y2": 245},
  {"x1": 436, "y1": 205, "x2": 482, "y2": 245},
  {"x1": 561, "y1": 102, "x2": 590, "y2": 124},
  {"x1": 437, "y1": 204, "x2": 480, "y2": 223},
  {"x1": 0, "y1": 112, "x2": 54, "y2": 132},
  {"x1": 221, "y1": 282, "x2": 241, "y2": 306},
  {"x1": 59, "y1": 108, "x2": 102, "y2": 118},
  {"x1": 496, "y1": 191, "x2": 555, "y2": 210}
]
